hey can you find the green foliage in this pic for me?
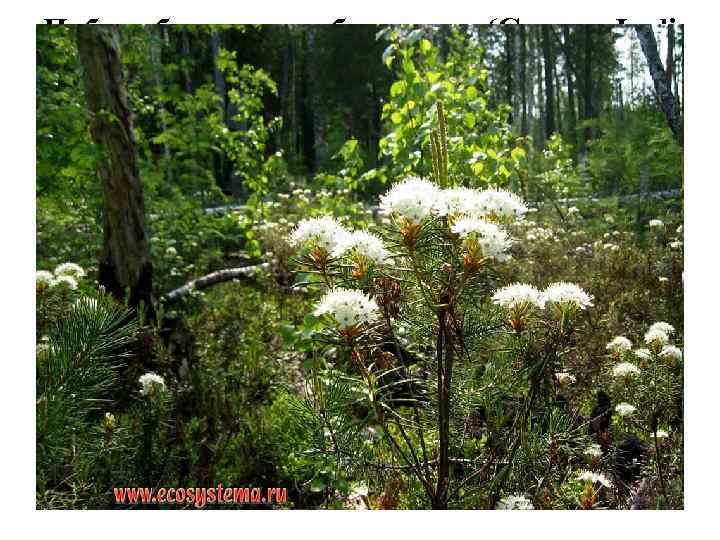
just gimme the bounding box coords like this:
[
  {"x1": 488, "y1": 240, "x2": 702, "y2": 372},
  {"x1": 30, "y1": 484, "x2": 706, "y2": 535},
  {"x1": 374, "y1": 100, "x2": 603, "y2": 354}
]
[
  {"x1": 376, "y1": 27, "x2": 526, "y2": 189},
  {"x1": 36, "y1": 26, "x2": 97, "y2": 196},
  {"x1": 585, "y1": 107, "x2": 683, "y2": 195}
]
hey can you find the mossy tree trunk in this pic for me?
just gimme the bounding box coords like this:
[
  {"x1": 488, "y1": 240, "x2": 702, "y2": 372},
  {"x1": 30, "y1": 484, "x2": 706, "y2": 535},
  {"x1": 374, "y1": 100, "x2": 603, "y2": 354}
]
[{"x1": 76, "y1": 25, "x2": 154, "y2": 315}]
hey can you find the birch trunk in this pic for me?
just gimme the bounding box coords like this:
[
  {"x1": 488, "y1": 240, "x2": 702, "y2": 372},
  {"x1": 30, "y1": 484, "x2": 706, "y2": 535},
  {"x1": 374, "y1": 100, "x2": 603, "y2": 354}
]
[{"x1": 634, "y1": 24, "x2": 683, "y2": 146}]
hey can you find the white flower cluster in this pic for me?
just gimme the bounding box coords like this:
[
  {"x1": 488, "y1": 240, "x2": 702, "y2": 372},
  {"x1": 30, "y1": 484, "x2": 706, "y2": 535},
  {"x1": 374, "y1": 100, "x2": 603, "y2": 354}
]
[
  {"x1": 434, "y1": 187, "x2": 481, "y2": 217},
  {"x1": 649, "y1": 321, "x2": 675, "y2": 336},
  {"x1": 450, "y1": 217, "x2": 513, "y2": 261},
  {"x1": 491, "y1": 282, "x2": 593, "y2": 312},
  {"x1": 659, "y1": 345, "x2": 683, "y2": 362},
  {"x1": 648, "y1": 219, "x2": 664, "y2": 228},
  {"x1": 55, "y1": 262, "x2": 86, "y2": 279},
  {"x1": 333, "y1": 230, "x2": 389, "y2": 264},
  {"x1": 641, "y1": 322, "x2": 683, "y2": 361},
  {"x1": 615, "y1": 403, "x2": 636, "y2": 417},
  {"x1": 612, "y1": 362, "x2": 640, "y2": 377},
  {"x1": 526, "y1": 227, "x2": 556, "y2": 242},
  {"x1": 379, "y1": 177, "x2": 440, "y2": 224},
  {"x1": 37, "y1": 262, "x2": 87, "y2": 291},
  {"x1": 606, "y1": 336, "x2": 632, "y2": 353},
  {"x1": 290, "y1": 216, "x2": 349, "y2": 252},
  {"x1": 491, "y1": 283, "x2": 545, "y2": 310},
  {"x1": 577, "y1": 471, "x2": 613, "y2": 488},
  {"x1": 314, "y1": 288, "x2": 380, "y2": 329},
  {"x1": 496, "y1": 494, "x2": 534, "y2": 510},
  {"x1": 52, "y1": 275, "x2": 79, "y2": 290},
  {"x1": 542, "y1": 282, "x2": 594, "y2": 310},
  {"x1": 584, "y1": 444, "x2": 603, "y2": 458},
  {"x1": 470, "y1": 188, "x2": 528, "y2": 220},
  {"x1": 139, "y1": 372, "x2": 166, "y2": 396},
  {"x1": 644, "y1": 328, "x2": 670, "y2": 346},
  {"x1": 380, "y1": 178, "x2": 528, "y2": 224},
  {"x1": 36, "y1": 270, "x2": 54, "y2": 288}
]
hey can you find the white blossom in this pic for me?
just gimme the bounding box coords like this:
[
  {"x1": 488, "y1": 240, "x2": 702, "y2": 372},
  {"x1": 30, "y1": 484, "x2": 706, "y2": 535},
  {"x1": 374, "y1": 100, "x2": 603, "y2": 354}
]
[
  {"x1": 314, "y1": 288, "x2": 380, "y2": 329},
  {"x1": 469, "y1": 188, "x2": 528, "y2": 220},
  {"x1": 434, "y1": 187, "x2": 481, "y2": 217},
  {"x1": 289, "y1": 216, "x2": 349, "y2": 252},
  {"x1": 36, "y1": 270, "x2": 54, "y2": 288},
  {"x1": 670, "y1": 240, "x2": 683, "y2": 250},
  {"x1": 655, "y1": 429, "x2": 669, "y2": 438},
  {"x1": 491, "y1": 283, "x2": 545, "y2": 310},
  {"x1": 496, "y1": 494, "x2": 534, "y2": 510},
  {"x1": 584, "y1": 444, "x2": 603, "y2": 458},
  {"x1": 648, "y1": 219, "x2": 664, "y2": 228},
  {"x1": 379, "y1": 177, "x2": 440, "y2": 224},
  {"x1": 50, "y1": 275, "x2": 78, "y2": 290},
  {"x1": 333, "y1": 230, "x2": 389, "y2": 264},
  {"x1": 542, "y1": 282, "x2": 593, "y2": 309},
  {"x1": 612, "y1": 362, "x2": 640, "y2": 377},
  {"x1": 615, "y1": 403, "x2": 636, "y2": 417},
  {"x1": 606, "y1": 336, "x2": 632, "y2": 353},
  {"x1": 139, "y1": 372, "x2": 166, "y2": 396},
  {"x1": 526, "y1": 227, "x2": 555, "y2": 242},
  {"x1": 577, "y1": 471, "x2": 613, "y2": 488},
  {"x1": 649, "y1": 321, "x2": 675, "y2": 336},
  {"x1": 634, "y1": 348, "x2": 653, "y2": 361},
  {"x1": 644, "y1": 328, "x2": 669, "y2": 346},
  {"x1": 451, "y1": 217, "x2": 513, "y2": 261},
  {"x1": 659, "y1": 345, "x2": 683, "y2": 362},
  {"x1": 54, "y1": 262, "x2": 86, "y2": 279}
]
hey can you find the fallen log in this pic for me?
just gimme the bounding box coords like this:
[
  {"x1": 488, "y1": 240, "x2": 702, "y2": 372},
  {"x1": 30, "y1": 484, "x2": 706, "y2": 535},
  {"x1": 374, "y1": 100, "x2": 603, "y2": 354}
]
[{"x1": 161, "y1": 263, "x2": 270, "y2": 305}]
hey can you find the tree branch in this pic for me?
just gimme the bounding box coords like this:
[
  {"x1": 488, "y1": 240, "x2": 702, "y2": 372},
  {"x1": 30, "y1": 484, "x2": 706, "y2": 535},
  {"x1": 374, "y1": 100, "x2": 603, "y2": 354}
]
[{"x1": 161, "y1": 263, "x2": 270, "y2": 304}]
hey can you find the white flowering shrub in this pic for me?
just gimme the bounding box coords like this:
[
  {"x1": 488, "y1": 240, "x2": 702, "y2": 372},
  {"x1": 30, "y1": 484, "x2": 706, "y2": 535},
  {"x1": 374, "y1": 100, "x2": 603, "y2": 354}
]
[{"x1": 287, "y1": 103, "x2": 609, "y2": 509}]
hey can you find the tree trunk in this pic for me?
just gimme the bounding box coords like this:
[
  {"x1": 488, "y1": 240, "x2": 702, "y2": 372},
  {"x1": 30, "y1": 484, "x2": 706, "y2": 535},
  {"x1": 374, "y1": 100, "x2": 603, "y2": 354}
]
[
  {"x1": 526, "y1": 28, "x2": 535, "y2": 137},
  {"x1": 210, "y1": 29, "x2": 230, "y2": 193},
  {"x1": 666, "y1": 24, "x2": 675, "y2": 98},
  {"x1": 582, "y1": 25, "x2": 594, "y2": 149},
  {"x1": 76, "y1": 25, "x2": 153, "y2": 314},
  {"x1": 279, "y1": 25, "x2": 296, "y2": 162},
  {"x1": 554, "y1": 61, "x2": 562, "y2": 137},
  {"x1": 634, "y1": 24, "x2": 683, "y2": 146},
  {"x1": 181, "y1": 28, "x2": 193, "y2": 93},
  {"x1": 534, "y1": 28, "x2": 545, "y2": 149},
  {"x1": 300, "y1": 28, "x2": 317, "y2": 173},
  {"x1": 561, "y1": 26, "x2": 577, "y2": 150},
  {"x1": 147, "y1": 25, "x2": 172, "y2": 184},
  {"x1": 504, "y1": 26, "x2": 514, "y2": 126},
  {"x1": 518, "y1": 26, "x2": 528, "y2": 136},
  {"x1": 541, "y1": 25, "x2": 555, "y2": 139}
]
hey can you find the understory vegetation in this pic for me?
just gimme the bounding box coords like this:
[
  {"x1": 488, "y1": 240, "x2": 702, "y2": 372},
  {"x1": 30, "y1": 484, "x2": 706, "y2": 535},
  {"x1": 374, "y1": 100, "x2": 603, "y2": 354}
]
[{"x1": 36, "y1": 23, "x2": 683, "y2": 510}]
